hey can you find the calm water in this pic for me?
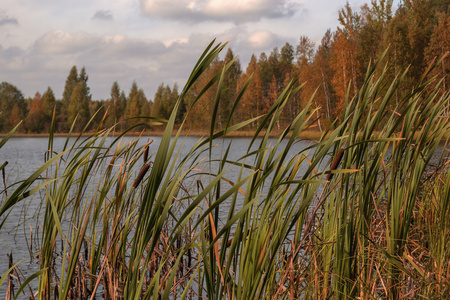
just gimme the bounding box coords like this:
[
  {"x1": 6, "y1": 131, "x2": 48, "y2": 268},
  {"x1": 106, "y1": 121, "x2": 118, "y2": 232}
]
[{"x1": 0, "y1": 135, "x2": 316, "y2": 297}]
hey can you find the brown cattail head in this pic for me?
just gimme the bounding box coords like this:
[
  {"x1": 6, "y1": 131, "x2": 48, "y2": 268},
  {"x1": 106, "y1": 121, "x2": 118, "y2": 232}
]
[
  {"x1": 327, "y1": 148, "x2": 345, "y2": 181},
  {"x1": 133, "y1": 163, "x2": 151, "y2": 189},
  {"x1": 143, "y1": 145, "x2": 149, "y2": 162}
]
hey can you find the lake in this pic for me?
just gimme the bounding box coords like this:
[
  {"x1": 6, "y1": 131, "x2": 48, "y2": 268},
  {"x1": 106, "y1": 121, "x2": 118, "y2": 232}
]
[{"x1": 0, "y1": 135, "x2": 317, "y2": 297}]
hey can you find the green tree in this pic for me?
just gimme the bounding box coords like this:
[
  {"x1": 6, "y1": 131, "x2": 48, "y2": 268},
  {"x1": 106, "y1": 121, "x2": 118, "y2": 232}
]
[
  {"x1": 42, "y1": 87, "x2": 56, "y2": 119},
  {"x1": 62, "y1": 66, "x2": 78, "y2": 125},
  {"x1": 126, "y1": 81, "x2": 148, "y2": 128},
  {"x1": 220, "y1": 48, "x2": 241, "y2": 127},
  {"x1": 359, "y1": 0, "x2": 393, "y2": 66},
  {"x1": 152, "y1": 83, "x2": 165, "y2": 119},
  {"x1": 161, "y1": 85, "x2": 173, "y2": 119},
  {"x1": 109, "y1": 81, "x2": 125, "y2": 128},
  {"x1": 79, "y1": 67, "x2": 91, "y2": 101},
  {"x1": 296, "y1": 36, "x2": 315, "y2": 65},
  {"x1": 383, "y1": 0, "x2": 434, "y2": 103},
  {"x1": 68, "y1": 81, "x2": 90, "y2": 131},
  {"x1": 42, "y1": 87, "x2": 56, "y2": 130},
  {"x1": 173, "y1": 83, "x2": 186, "y2": 124},
  {"x1": 258, "y1": 52, "x2": 271, "y2": 99},
  {"x1": 268, "y1": 47, "x2": 282, "y2": 92},
  {"x1": 280, "y1": 42, "x2": 295, "y2": 86}
]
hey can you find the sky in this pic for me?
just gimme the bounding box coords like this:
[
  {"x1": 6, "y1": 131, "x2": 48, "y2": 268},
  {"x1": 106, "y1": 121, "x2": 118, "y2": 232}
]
[{"x1": 0, "y1": 0, "x2": 401, "y2": 101}]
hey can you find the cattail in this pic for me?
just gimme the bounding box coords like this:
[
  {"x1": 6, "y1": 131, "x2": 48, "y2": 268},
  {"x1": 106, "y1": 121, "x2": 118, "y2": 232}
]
[
  {"x1": 2, "y1": 161, "x2": 8, "y2": 197},
  {"x1": 327, "y1": 148, "x2": 345, "y2": 181},
  {"x1": 133, "y1": 163, "x2": 151, "y2": 188},
  {"x1": 143, "y1": 140, "x2": 153, "y2": 162},
  {"x1": 143, "y1": 145, "x2": 149, "y2": 162}
]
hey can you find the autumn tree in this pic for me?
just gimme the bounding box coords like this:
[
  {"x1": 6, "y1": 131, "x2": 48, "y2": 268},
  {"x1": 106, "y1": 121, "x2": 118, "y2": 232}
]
[
  {"x1": 184, "y1": 56, "x2": 222, "y2": 129},
  {"x1": 331, "y1": 2, "x2": 362, "y2": 117},
  {"x1": 0, "y1": 82, "x2": 27, "y2": 132},
  {"x1": 425, "y1": 11, "x2": 450, "y2": 95},
  {"x1": 296, "y1": 35, "x2": 316, "y2": 109},
  {"x1": 239, "y1": 54, "x2": 263, "y2": 128},
  {"x1": 24, "y1": 92, "x2": 45, "y2": 132},
  {"x1": 296, "y1": 35, "x2": 327, "y2": 130},
  {"x1": 312, "y1": 30, "x2": 335, "y2": 122}
]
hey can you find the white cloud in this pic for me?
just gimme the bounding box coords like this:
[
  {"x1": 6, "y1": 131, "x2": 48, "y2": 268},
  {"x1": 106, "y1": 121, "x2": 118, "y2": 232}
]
[
  {"x1": 140, "y1": 0, "x2": 298, "y2": 23},
  {"x1": 246, "y1": 30, "x2": 274, "y2": 49},
  {"x1": 34, "y1": 31, "x2": 96, "y2": 55}
]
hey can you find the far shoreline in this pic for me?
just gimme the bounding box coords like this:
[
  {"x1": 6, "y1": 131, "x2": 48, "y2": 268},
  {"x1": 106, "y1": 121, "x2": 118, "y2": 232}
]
[
  {"x1": 0, "y1": 129, "x2": 325, "y2": 140},
  {"x1": 4, "y1": 130, "x2": 449, "y2": 145}
]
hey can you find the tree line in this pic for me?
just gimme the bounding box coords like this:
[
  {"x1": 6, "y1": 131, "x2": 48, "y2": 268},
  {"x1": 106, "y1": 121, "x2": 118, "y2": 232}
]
[{"x1": 0, "y1": 0, "x2": 448, "y2": 134}]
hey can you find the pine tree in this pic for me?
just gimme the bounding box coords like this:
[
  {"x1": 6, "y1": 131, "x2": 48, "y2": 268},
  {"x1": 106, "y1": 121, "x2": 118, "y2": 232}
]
[
  {"x1": 220, "y1": 48, "x2": 241, "y2": 127},
  {"x1": 161, "y1": 85, "x2": 172, "y2": 119},
  {"x1": 280, "y1": 42, "x2": 295, "y2": 87},
  {"x1": 152, "y1": 83, "x2": 165, "y2": 119},
  {"x1": 257, "y1": 52, "x2": 271, "y2": 100},
  {"x1": 359, "y1": 0, "x2": 393, "y2": 66},
  {"x1": 42, "y1": 87, "x2": 56, "y2": 121},
  {"x1": 126, "y1": 81, "x2": 140, "y2": 127},
  {"x1": 62, "y1": 66, "x2": 78, "y2": 124},
  {"x1": 125, "y1": 81, "x2": 148, "y2": 128},
  {"x1": 173, "y1": 83, "x2": 185, "y2": 124},
  {"x1": 109, "y1": 81, "x2": 123, "y2": 126},
  {"x1": 67, "y1": 81, "x2": 90, "y2": 131}
]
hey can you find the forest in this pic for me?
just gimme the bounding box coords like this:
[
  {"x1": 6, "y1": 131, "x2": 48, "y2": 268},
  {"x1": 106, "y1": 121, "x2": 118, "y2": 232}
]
[{"x1": 0, "y1": 0, "x2": 448, "y2": 134}]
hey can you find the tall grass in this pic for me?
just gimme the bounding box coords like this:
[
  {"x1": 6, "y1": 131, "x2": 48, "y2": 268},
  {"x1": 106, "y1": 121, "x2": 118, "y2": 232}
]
[{"x1": 1, "y1": 43, "x2": 450, "y2": 299}]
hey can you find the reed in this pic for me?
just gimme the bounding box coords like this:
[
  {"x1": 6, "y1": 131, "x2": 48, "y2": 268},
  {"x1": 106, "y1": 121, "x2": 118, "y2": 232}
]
[{"x1": 1, "y1": 42, "x2": 449, "y2": 299}]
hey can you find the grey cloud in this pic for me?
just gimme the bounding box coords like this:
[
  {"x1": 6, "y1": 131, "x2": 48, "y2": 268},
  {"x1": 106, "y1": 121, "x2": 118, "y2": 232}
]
[
  {"x1": 95, "y1": 36, "x2": 167, "y2": 59},
  {"x1": 140, "y1": 0, "x2": 299, "y2": 24},
  {"x1": 1, "y1": 27, "x2": 290, "y2": 101},
  {"x1": 0, "y1": 12, "x2": 19, "y2": 26},
  {"x1": 92, "y1": 10, "x2": 113, "y2": 21}
]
